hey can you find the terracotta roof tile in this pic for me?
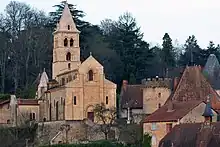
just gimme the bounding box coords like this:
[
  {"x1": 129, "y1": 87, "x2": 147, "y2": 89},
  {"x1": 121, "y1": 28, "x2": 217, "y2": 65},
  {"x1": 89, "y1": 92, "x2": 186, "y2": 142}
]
[
  {"x1": 143, "y1": 101, "x2": 203, "y2": 123},
  {"x1": 17, "y1": 99, "x2": 39, "y2": 105},
  {"x1": 159, "y1": 122, "x2": 220, "y2": 147},
  {"x1": 166, "y1": 66, "x2": 220, "y2": 110},
  {"x1": 120, "y1": 85, "x2": 143, "y2": 109}
]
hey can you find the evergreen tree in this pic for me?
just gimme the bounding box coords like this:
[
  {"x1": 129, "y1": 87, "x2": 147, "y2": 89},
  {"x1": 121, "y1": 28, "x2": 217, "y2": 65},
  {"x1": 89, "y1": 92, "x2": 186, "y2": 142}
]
[
  {"x1": 178, "y1": 35, "x2": 202, "y2": 66},
  {"x1": 161, "y1": 33, "x2": 176, "y2": 75}
]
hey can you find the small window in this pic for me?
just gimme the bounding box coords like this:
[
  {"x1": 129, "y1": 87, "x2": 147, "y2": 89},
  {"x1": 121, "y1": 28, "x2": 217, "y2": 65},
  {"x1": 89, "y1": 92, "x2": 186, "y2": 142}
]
[
  {"x1": 158, "y1": 93, "x2": 161, "y2": 98},
  {"x1": 88, "y1": 70, "x2": 93, "y2": 81},
  {"x1": 68, "y1": 75, "x2": 72, "y2": 81},
  {"x1": 43, "y1": 118, "x2": 46, "y2": 122},
  {"x1": 68, "y1": 63, "x2": 71, "y2": 69},
  {"x1": 66, "y1": 52, "x2": 71, "y2": 61},
  {"x1": 166, "y1": 123, "x2": 172, "y2": 133},
  {"x1": 70, "y1": 38, "x2": 74, "y2": 47},
  {"x1": 61, "y1": 78, "x2": 65, "y2": 85},
  {"x1": 158, "y1": 103, "x2": 161, "y2": 108},
  {"x1": 7, "y1": 104, "x2": 10, "y2": 109},
  {"x1": 7, "y1": 120, "x2": 10, "y2": 124},
  {"x1": 73, "y1": 96, "x2": 76, "y2": 105},
  {"x1": 33, "y1": 113, "x2": 36, "y2": 120},
  {"x1": 64, "y1": 38, "x2": 68, "y2": 47},
  {"x1": 68, "y1": 25, "x2": 70, "y2": 30},
  {"x1": 152, "y1": 123, "x2": 157, "y2": 130},
  {"x1": 106, "y1": 96, "x2": 109, "y2": 105}
]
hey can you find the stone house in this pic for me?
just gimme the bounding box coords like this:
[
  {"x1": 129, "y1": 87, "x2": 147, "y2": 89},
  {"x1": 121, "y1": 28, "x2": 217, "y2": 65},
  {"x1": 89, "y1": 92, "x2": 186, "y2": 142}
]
[
  {"x1": 0, "y1": 95, "x2": 39, "y2": 126},
  {"x1": 159, "y1": 100, "x2": 220, "y2": 147},
  {"x1": 143, "y1": 100, "x2": 218, "y2": 147},
  {"x1": 37, "y1": 3, "x2": 116, "y2": 122},
  {"x1": 143, "y1": 65, "x2": 220, "y2": 147},
  {"x1": 120, "y1": 77, "x2": 172, "y2": 124}
]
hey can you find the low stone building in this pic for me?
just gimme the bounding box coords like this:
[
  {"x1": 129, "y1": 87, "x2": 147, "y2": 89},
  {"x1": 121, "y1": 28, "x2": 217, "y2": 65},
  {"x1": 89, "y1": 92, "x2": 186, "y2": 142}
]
[
  {"x1": 159, "y1": 99, "x2": 220, "y2": 147},
  {"x1": 120, "y1": 77, "x2": 172, "y2": 124},
  {"x1": 0, "y1": 95, "x2": 39, "y2": 126},
  {"x1": 143, "y1": 65, "x2": 220, "y2": 147},
  {"x1": 143, "y1": 100, "x2": 218, "y2": 147}
]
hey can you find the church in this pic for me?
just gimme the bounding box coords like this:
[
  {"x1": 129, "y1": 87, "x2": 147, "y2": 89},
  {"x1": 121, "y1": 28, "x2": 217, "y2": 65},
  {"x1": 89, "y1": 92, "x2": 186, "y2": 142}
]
[{"x1": 37, "y1": 3, "x2": 116, "y2": 122}]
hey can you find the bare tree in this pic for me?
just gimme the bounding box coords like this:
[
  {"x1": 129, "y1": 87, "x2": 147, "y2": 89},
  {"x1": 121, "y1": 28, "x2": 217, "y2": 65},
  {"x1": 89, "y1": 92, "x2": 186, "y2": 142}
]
[{"x1": 93, "y1": 103, "x2": 116, "y2": 140}]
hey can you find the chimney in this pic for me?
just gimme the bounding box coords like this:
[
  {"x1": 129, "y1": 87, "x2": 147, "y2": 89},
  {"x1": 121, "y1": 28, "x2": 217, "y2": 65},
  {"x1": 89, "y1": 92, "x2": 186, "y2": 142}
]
[
  {"x1": 173, "y1": 77, "x2": 179, "y2": 91},
  {"x1": 122, "y1": 80, "x2": 128, "y2": 90}
]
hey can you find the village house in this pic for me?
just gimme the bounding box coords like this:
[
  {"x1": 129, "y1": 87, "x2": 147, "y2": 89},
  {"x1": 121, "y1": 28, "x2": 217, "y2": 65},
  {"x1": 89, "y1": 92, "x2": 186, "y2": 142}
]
[
  {"x1": 120, "y1": 77, "x2": 172, "y2": 124},
  {"x1": 159, "y1": 99, "x2": 220, "y2": 147},
  {"x1": 142, "y1": 65, "x2": 220, "y2": 147},
  {"x1": 0, "y1": 95, "x2": 39, "y2": 126}
]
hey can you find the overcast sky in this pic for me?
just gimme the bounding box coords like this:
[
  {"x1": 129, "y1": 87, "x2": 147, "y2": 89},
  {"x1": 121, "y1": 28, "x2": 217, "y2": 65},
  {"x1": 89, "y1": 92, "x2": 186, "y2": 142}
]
[{"x1": 1, "y1": 0, "x2": 220, "y2": 48}]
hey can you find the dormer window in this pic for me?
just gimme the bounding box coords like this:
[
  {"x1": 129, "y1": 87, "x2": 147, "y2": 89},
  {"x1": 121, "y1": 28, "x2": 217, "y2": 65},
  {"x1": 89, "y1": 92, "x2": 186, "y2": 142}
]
[
  {"x1": 66, "y1": 52, "x2": 71, "y2": 61},
  {"x1": 70, "y1": 38, "x2": 74, "y2": 47},
  {"x1": 88, "y1": 70, "x2": 93, "y2": 81},
  {"x1": 68, "y1": 25, "x2": 70, "y2": 30},
  {"x1": 64, "y1": 38, "x2": 68, "y2": 47}
]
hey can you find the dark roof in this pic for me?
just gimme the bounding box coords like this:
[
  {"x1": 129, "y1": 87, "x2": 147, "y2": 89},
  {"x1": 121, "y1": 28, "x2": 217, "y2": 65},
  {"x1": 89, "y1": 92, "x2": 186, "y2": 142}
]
[
  {"x1": 165, "y1": 66, "x2": 220, "y2": 110},
  {"x1": 143, "y1": 101, "x2": 203, "y2": 123},
  {"x1": 17, "y1": 99, "x2": 39, "y2": 105},
  {"x1": 159, "y1": 122, "x2": 220, "y2": 147},
  {"x1": 203, "y1": 54, "x2": 220, "y2": 89},
  {"x1": 120, "y1": 85, "x2": 143, "y2": 109}
]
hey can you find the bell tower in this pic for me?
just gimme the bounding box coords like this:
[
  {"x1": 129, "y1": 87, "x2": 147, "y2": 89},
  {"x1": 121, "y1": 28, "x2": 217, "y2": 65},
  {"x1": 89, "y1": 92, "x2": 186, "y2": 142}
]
[{"x1": 52, "y1": 3, "x2": 81, "y2": 79}]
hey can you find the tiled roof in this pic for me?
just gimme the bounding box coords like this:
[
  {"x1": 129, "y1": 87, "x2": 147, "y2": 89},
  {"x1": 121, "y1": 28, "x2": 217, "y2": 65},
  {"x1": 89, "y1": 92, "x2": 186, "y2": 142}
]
[
  {"x1": 120, "y1": 85, "x2": 143, "y2": 109},
  {"x1": 17, "y1": 99, "x2": 39, "y2": 105},
  {"x1": 159, "y1": 122, "x2": 220, "y2": 147},
  {"x1": 143, "y1": 100, "x2": 203, "y2": 123},
  {"x1": 166, "y1": 66, "x2": 220, "y2": 110}
]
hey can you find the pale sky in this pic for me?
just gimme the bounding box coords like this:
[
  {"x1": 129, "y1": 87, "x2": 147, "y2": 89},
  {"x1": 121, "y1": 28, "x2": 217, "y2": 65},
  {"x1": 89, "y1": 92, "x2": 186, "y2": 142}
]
[{"x1": 1, "y1": 0, "x2": 220, "y2": 48}]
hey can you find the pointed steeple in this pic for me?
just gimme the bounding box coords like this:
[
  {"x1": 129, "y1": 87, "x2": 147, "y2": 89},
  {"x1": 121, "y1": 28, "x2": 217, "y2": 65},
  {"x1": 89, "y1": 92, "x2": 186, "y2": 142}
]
[
  {"x1": 202, "y1": 95, "x2": 214, "y2": 123},
  {"x1": 56, "y1": 2, "x2": 79, "y2": 33}
]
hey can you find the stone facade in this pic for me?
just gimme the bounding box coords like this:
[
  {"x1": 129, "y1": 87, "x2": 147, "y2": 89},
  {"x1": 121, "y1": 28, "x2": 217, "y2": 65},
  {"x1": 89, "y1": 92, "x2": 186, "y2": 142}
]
[
  {"x1": 143, "y1": 87, "x2": 171, "y2": 114},
  {"x1": 38, "y1": 3, "x2": 116, "y2": 122},
  {"x1": 143, "y1": 102, "x2": 218, "y2": 147}
]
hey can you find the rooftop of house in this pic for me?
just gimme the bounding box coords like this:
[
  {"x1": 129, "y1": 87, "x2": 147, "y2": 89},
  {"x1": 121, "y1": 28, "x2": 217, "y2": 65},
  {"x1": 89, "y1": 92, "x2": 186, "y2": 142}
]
[
  {"x1": 159, "y1": 122, "x2": 220, "y2": 147},
  {"x1": 165, "y1": 66, "x2": 220, "y2": 109},
  {"x1": 0, "y1": 98, "x2": 39, "y2": 107},
  {"x1": 143, "y1": 100, "x2": 205, "y2": 123},
  {"x1": 203, "y1": 54, "x2": 220, "y2": 90},
  {"x1": 120, "y1": 84, "x2": 143, "y2": 109}
]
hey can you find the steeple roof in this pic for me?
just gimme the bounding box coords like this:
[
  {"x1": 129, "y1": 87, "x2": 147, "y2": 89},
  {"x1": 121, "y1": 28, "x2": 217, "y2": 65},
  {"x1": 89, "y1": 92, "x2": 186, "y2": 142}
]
[
  {"x1": 203, "y1": 54, "x2": 220, "y2": 89},
  {"x1": 39, "y1": 69, "x2": 49, "y2": 87},
  {"x1": 56, "y1": 3, "x2": 79, "y2": 33},
  {"x1": 202, "y1": 96, "x2": 214, "y2": 117}
]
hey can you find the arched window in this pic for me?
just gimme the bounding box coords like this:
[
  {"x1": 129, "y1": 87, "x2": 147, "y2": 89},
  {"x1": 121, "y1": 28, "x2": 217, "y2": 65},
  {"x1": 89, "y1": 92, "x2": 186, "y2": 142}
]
[
  {"x1": 66, "y1": 52, "x2": 71, "y2": 61},
  {"x1": 64, "y1": 38, "x2": 68, "y2": 47},
  {"x1": 88, "y1": 70, "x2": 93, "y2": 81},
  {"x1": 68, "y1": 63, "x2": 71, "y2": 69},
  {"x1": 70, "y1": 38, "x2": 74, "y2": 47},
  {"x1": 68, "y1": 25, "x2": 70, "y2": 30},
  {"x1": 158, "y1": 93, "x2": 161, "y2": 98}
]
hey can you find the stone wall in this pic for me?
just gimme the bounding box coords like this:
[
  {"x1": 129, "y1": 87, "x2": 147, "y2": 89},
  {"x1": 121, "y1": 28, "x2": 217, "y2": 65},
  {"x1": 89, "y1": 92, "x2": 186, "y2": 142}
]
[{"x1": 37, "y1": 120, "x2": 109, "y2": 146}]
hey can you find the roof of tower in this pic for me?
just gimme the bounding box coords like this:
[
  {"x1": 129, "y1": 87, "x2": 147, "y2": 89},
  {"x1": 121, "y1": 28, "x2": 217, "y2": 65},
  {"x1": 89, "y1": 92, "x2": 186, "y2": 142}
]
[
  {"x1": 166, "y1": 66, "x2": 220, "y2": 104},
  {"x1": 203, "y1": 54, "x2": 220, "y2": 89},
  {"x1": 56, "y1": 3, "x2": 79, "y2": 33},
  {"x1": 39, "y1": 69, "x2": 49, "y2": 87},
  {"x1": 202, "y1": 96, "x2": 214, "y2": 117}
]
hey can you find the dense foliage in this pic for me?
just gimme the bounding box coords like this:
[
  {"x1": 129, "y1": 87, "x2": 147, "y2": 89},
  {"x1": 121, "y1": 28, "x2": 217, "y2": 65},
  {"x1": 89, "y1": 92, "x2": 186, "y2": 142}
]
[{"x1": 1, "y1": 1, "x2": 220, "y2": 98}]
